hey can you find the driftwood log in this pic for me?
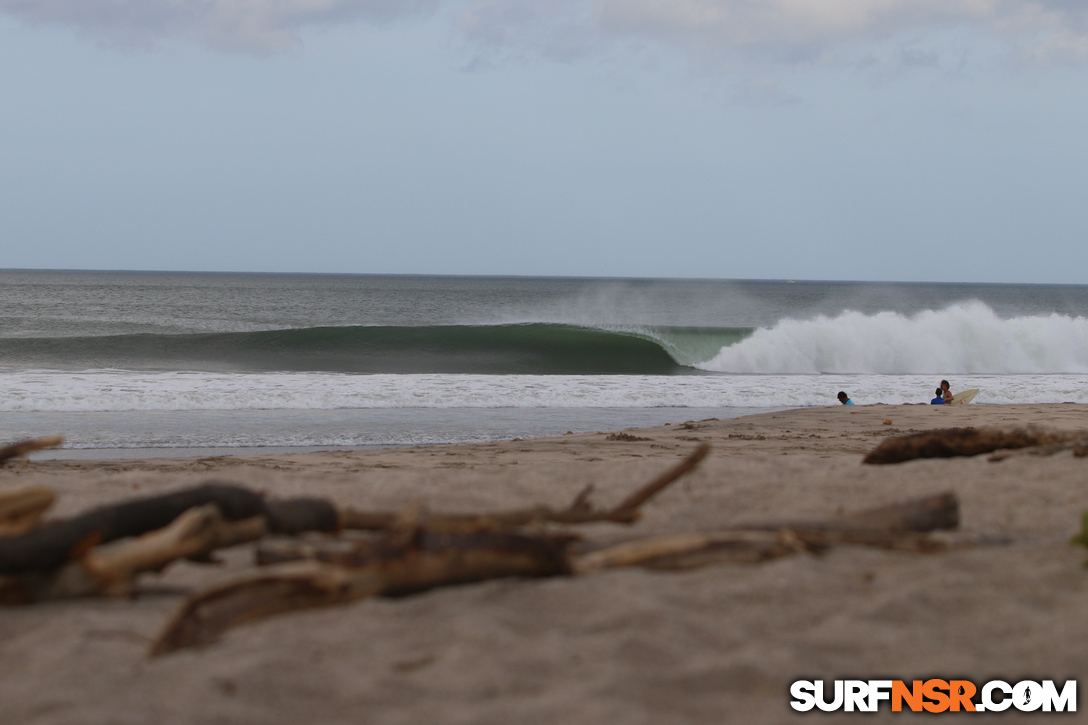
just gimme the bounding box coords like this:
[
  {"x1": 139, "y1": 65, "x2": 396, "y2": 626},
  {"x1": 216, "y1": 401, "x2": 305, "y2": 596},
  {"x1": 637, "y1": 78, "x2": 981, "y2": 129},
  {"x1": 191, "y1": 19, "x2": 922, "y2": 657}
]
[
  {"x1": 1, "y1": 506, "x2": 268, "y2": 602},
  {"x1": 151, "y1": 527, "x2": 573, "y2": 655},
  {"x1": 0, "y1": 482, "x2": 374, "y2": 576},
  {"x1": 1, "y1": 445, "x2": 709, "y2": 602},
  {"x1": 0, "y1": 490, "x2": 351, "y2": 601},
  {"x1": 0, "y1": 436, "x2": 63, "y2": 465},
  {"x1": 153, "y1": 492, "x2": 962, "y2": 655},
  {"x1": 862, "y1": 427, "x2": 1085, "y2": 465},
  {"x1": 0, "y1": 484, "x2": 277, "y2": 575}
]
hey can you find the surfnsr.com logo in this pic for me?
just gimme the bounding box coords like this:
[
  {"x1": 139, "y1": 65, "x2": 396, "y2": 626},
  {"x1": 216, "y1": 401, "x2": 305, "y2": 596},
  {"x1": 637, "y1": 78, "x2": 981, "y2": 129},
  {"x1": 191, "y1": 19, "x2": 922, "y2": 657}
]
[{"x1": 790, "y1": 679, "x2": 1077, "y2": 713}]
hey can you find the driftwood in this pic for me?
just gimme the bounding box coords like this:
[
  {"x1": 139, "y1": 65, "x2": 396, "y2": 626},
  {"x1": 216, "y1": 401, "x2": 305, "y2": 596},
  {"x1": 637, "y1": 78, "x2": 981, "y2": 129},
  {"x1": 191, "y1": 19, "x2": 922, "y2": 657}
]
[
  {"x1": 575, "y1": 491, "x2": 960, "y2": 572},
  {"x1": 520, "y1": 492, "x2": 956, "y2": 572},
  {"x1": 0, "y1": 443, "x2": 975, "y2": 658},
  {"x1": 574, "y1": 514, "x2": 956, "y2": 573},
  {"x1": 862, "y1": 427, "x2": 1084, "y2": 465},
  {"x1": 0, "y1": 487, "x2": 56, "y2": 538},
  {"x1": 0, "y1": 445, "x2": 709, "y2": 602},
  {"x1": 0, "y1": 441, "x2": 705, "y2": 571},
  {"x1": 148, "y1": 492, "x2": 962, "y2": 656},
  {"x1": 149, "y1": 444, "x2": 709, "y2": 654},
  {"x1": 0, "y1": 484, "x2": 346, "y2": 576},
  {"x1": 1, "y1": 506, "x2": 268, "y2": 603},
  {"x1": 0, "y1": 436, "x2": 63, "y2": 465},
  {"x1": 151, "y1": 527, "x2": 573, "y2": 655},
  {"x1": 260, "y1": 492, "x2": 960, "y2": 574},
  {"x1": 0, "y1": 484, "x2": 268, "y2": 575}
]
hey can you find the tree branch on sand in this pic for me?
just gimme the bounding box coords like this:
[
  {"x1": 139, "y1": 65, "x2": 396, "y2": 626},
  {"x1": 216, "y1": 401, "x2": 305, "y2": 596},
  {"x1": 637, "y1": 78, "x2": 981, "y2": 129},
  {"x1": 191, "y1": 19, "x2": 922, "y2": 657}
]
[
  {"x1": 0, "y1": 438, "x2": 984, "y2": 658},
  {"x1": 0, "y1": 446, "x2": 709, "y2": 602},
  {"x1": 150, "y1": 492, "x2": 963, "y2": 656}
]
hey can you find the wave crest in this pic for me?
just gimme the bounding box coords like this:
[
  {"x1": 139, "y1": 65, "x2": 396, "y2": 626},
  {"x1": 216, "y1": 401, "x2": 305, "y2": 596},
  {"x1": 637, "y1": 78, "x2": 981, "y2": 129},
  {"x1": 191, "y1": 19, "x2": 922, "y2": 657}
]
[{"x1": 698, "y1": 302, "x2": 1088, "y2": 374}]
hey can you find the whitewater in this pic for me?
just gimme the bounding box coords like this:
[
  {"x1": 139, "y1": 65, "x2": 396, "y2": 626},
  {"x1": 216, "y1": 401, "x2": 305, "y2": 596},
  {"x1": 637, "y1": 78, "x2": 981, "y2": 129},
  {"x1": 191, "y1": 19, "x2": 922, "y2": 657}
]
[
  {"x1": 3, "y1": 369, "x2": 1088, "y2": 414},
  {"x1": 696, "y1": 302, "x2": 1088, "y2": 375}
]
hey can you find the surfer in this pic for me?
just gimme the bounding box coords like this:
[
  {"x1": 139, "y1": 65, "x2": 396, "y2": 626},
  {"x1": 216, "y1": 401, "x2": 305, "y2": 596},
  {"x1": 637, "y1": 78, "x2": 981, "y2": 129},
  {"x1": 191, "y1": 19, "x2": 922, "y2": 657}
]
[
  {"x1": 837, "y1": 391, "x2": 854, "y2": 405},
  {"x1": 940, "y1": 380, "x2": 953, "y2": 403},
  {"x1": 931, "y1": 388, "x2": 946, "y2": 405}
]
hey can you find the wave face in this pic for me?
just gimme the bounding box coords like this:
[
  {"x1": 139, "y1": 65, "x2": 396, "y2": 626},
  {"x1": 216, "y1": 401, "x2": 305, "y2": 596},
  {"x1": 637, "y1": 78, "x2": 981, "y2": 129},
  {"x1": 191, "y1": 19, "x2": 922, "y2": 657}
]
[
  {"x1": 0, "y1": 324, "x2": 748, "y2": 375},
  {"x1": 699, "y1": 303, "x2": 1088, "y2": 374}
]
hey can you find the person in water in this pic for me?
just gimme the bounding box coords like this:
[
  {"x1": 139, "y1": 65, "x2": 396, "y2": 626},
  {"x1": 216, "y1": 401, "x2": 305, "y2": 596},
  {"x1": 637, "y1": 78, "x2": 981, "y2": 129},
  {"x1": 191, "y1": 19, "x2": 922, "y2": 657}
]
[
  {"x1": 940, "y1": 379, "x2": 953, "y2": 403},
  {"x1": 837, "y1": 391, "x2": 854, "y2": 405},
  {"x1": 931, "y1": 387, "x2": 946, "y2": 405}
]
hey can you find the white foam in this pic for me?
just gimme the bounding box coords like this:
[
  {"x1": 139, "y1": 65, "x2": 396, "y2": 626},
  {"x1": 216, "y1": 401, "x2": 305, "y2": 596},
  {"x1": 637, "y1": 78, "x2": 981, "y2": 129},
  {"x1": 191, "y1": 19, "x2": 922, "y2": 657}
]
[
  {"x1": 2, "y1": 369, "x2": 1087, "y2": 412},
  {"x1": 698, "y1": 302, "x2": 1088, "y2": 374}
]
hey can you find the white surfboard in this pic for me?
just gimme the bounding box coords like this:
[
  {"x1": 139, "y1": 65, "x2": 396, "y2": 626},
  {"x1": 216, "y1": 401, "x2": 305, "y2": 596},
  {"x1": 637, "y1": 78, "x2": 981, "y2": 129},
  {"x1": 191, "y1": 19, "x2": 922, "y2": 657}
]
[{"x1": 950, "y1": 388, "x2": 979, "y2": 405}]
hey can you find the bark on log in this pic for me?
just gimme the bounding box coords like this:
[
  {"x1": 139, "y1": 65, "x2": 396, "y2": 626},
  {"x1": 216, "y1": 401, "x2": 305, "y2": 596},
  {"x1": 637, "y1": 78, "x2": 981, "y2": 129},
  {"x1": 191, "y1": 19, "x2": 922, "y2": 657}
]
[
  {"x1": 0, "y1": 483, "x2": 349, "y2": 575},
  {"x1": 0, "y1": 487, "x2": 55, "y2": 538},
  {"x1": 0, "y1": 484, "x2": 267, "y2": 574},
  {"x1": 0, "y1": 437, "x2": 63, "y2": 465},
  {"x1": 0, "y1": 506, "x2": 268, "y2": 602},
  {"x1": 862, "y1": 427, "x2": 1079, "y2": 465},
  {"x1": 151, "y1": 528, "x2": 573, "y2": 655}
]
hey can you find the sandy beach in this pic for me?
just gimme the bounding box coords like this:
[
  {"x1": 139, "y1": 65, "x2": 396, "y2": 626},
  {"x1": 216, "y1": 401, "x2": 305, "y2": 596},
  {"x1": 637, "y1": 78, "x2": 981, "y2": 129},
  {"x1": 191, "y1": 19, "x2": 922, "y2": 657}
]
[{"x1": 3, "y1": 402, "x2": 1088, "y2": 723}]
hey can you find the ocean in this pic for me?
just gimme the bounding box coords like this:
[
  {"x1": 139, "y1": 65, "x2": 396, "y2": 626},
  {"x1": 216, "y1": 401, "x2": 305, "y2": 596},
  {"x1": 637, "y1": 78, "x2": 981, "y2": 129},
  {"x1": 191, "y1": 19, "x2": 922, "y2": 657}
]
[{"x1": 3, "y1": 270, "x2": 1088, "y2": 458}]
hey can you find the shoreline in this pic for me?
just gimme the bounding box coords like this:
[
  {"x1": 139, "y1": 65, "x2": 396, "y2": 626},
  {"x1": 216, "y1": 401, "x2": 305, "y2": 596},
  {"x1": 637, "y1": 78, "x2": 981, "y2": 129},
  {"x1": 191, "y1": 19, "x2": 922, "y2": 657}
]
[
  {"x1": 15, "y1": 401, "x2": 1083, "y2": 463},
  {"x1": 3, "y1": 403, "x2": 1088, "y2": 723}
]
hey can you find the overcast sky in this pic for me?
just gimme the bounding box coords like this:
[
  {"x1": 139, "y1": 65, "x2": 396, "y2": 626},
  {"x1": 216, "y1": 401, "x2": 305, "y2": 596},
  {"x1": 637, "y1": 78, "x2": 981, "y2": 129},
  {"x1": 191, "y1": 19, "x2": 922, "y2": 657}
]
[{"x1": 2, "y1": 1, "x2": 1087, "y2": 283}]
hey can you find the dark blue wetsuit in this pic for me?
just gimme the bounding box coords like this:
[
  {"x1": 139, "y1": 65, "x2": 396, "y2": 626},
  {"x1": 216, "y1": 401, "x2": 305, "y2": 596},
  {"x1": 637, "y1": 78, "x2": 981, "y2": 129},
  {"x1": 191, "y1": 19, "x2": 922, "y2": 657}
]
[{"x1": 931, "y1": 396, "x2": 945, "y2": 405}]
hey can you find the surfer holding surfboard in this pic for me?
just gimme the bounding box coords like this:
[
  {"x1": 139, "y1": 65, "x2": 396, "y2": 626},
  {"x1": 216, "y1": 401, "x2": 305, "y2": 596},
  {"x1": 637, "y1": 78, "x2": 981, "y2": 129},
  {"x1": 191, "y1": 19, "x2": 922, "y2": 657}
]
[{"x1": 938, "y1": 380, "x2": 979, "y2": 405}]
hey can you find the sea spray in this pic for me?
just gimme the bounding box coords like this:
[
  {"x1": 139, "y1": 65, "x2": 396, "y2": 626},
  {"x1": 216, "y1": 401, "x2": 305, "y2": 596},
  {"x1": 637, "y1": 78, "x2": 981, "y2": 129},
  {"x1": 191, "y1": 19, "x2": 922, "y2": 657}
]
[{"x1": 699, "y1": 302, "x2": 1088, "y2": 374}]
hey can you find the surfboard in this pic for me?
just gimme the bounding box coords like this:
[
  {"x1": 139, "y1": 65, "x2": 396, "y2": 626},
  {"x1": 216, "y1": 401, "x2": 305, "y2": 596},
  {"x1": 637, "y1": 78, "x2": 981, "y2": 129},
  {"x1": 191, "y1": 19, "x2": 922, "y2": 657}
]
[{"x1": 950, "y1": 388, "x2": 979, "y2": 405}]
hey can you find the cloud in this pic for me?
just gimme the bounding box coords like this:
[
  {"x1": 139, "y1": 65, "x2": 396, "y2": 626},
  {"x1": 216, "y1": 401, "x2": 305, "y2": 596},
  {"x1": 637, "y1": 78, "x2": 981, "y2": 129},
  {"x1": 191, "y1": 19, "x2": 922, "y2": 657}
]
[
  {"x1": 459, "y1": 0, "x2": 1088, "y2": 66},
  {"x1": 0, "y1": 0, "x2": 441, "y2": 53},
  {"x1": 3, "y1": 0, "x2": 1088, "y2": 63}
]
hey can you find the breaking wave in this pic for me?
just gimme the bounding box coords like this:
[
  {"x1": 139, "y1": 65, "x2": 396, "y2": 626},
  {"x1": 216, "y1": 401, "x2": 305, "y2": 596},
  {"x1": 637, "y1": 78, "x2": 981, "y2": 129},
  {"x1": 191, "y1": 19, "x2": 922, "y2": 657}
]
[{"x1": 698, "y1": 302, "x2": 1088, "y2": 374}]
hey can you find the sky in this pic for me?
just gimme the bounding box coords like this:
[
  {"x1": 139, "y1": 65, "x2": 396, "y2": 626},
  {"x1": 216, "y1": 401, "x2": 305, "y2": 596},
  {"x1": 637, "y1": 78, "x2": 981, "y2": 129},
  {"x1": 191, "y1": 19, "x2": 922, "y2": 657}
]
[{"x1": 1, "y1": 1, "x2": 1087, "y2": 284}]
